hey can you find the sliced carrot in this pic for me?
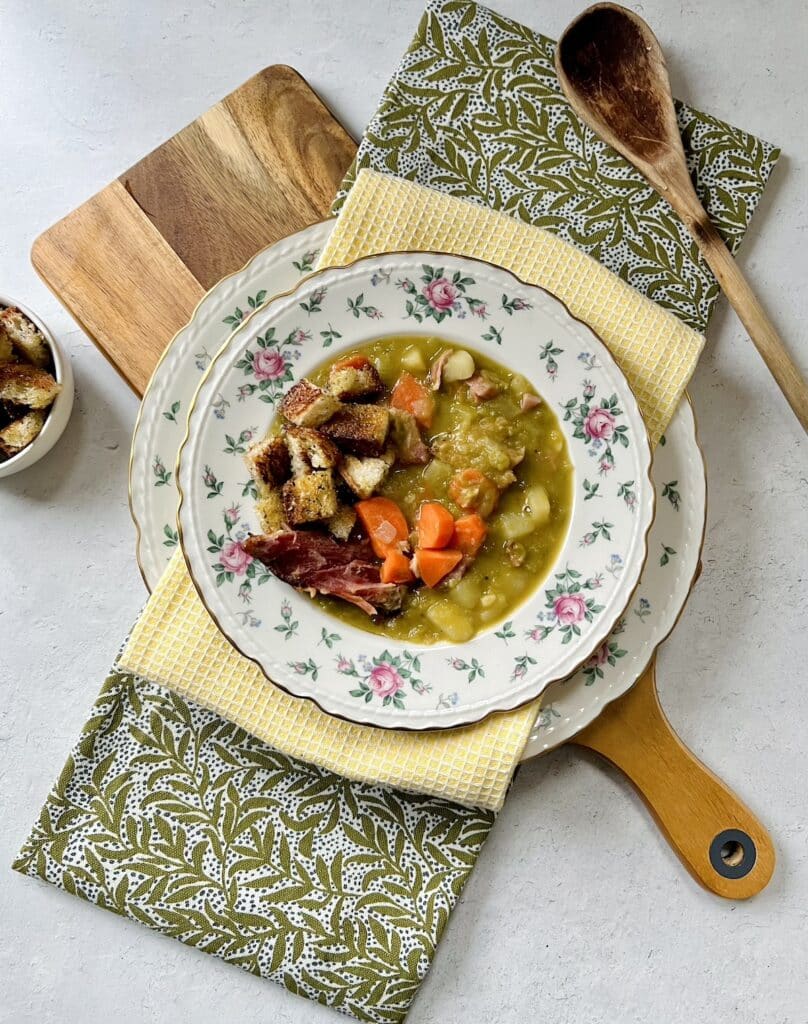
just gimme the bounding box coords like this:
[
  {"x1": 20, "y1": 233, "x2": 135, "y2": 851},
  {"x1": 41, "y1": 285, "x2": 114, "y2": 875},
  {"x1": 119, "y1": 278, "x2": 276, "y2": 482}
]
[
  {"x1": 381, "y1": 550, "x2": 414, "y2": 584},
  {"x1": 416, "y1": 548, "x2": 463, "y2": 588},
  {"x1": 448, "y1": 468, "x2": 499, "y2": 518},
  {"x1": 390, "y1": 372, "x2": 435, "y2": 429},
  {"x1": 356, "y1": 497, "x2": 409, "y2": 558},
  {"x1": 452, "y1": 513, "x2": 487, "y2": 556},
  {"x1": 417, "y1": 502, "x2": 455, "y2": 549}
]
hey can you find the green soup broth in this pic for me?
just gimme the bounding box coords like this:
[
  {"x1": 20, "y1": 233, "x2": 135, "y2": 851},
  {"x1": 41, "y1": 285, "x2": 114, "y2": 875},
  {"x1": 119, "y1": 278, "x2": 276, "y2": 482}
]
[{"x1": 302, "y1": 334, "x2": 573, "y2": 644}]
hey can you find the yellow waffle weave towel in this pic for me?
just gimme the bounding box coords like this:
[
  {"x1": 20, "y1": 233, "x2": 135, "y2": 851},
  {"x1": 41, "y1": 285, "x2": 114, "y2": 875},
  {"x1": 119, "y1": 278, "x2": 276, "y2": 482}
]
[{"x1": 119, "y1": 169, "x2": 703, "y2": 811}]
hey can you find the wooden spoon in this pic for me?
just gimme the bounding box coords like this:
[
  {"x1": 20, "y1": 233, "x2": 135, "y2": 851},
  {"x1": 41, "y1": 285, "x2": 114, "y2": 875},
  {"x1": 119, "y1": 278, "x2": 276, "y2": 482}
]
[{"x1": 555, "y1": 3, "x2": 808, "y2": 432}]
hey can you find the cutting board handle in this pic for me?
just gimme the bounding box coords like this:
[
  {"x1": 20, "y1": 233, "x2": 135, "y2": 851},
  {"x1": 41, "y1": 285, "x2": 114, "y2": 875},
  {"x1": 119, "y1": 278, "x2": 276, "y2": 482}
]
[{"x1": 572, "y1": 658, "x2": 775, "y2": 899}]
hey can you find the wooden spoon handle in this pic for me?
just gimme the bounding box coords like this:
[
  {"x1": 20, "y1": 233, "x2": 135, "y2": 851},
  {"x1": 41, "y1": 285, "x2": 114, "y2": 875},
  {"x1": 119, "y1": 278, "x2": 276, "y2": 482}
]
[
  {"x1": 685, "y1": 209, "x2": 807, "y2": 432},
  {"x1": 572, "y1": 657, "x2": 775, "y2": 899}
]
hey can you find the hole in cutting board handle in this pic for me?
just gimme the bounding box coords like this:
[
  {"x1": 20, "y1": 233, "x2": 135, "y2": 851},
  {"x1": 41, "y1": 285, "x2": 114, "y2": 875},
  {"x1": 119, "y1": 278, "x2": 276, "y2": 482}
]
[{"x1": 709, "y1": 829, "x2": 757, "y2": 880}]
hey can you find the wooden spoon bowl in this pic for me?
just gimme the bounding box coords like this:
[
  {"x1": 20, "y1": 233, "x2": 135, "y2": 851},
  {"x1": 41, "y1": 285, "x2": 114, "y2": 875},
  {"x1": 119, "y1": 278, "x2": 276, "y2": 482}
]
[
  {"x1": 557, "y1": 5, "x2": 680, "y2": 179},
  {"x1": 556, "y1": 3, "x2": 808, "y2": 432}
]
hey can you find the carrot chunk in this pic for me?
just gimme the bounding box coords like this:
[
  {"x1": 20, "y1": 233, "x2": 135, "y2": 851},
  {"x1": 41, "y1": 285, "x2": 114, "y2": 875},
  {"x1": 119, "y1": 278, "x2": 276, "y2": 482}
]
[
  {"x1": 390, "y1": 371, "x2": 435, "y2": 429},
  {"x1": 381, "y1": 550, "x2": 414, "y2": 584},
  {"x1": 356, "y1": 497, "x2": 409, "y2": 558},
  {"x1": 417, "y1": 501, "x2": 455, "y2": 549},
  {"x1": 452, "y1": 513, "x2": 487, "y2": 556},
  {"x1": 417, "y1": 548, "x2": 463, "y2": 588}
]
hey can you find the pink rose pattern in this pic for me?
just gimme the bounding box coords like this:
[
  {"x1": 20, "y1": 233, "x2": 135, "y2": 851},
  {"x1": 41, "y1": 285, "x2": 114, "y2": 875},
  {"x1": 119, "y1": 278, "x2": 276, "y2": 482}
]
[
  {"x1": 398, "y1": 265, "x2": 492, "y2": 324},
  {"x1": 584, "y1": 406, "x2": 616, "y2": 441},
  {"x1": 553, "y1": 594, "x2": 587, "y2": 625},
  {"x1": 586, "y1": 642, "x2": 611, "y2": 669},
  {"x1": 253, "y1": 349, "x2": 286, "y2": 381},
  {"x1": 219, "y1": 540, "x2": 252, "y2": 576},
  {"x1": 562, "y1": 380, "x2": 629, "y2": 482},
  {"x1": 337, "y1": 653, "x2": 424, "y2": 708},
  {"x1": 526, "y1": 567, "x2": 606, "y2": 649},
  {"x1": 422, "y1": 277, "x2": 457, "y2": 311},
  {"x1": 368, "y1": 664, "x2": 404, "y2": 699}
]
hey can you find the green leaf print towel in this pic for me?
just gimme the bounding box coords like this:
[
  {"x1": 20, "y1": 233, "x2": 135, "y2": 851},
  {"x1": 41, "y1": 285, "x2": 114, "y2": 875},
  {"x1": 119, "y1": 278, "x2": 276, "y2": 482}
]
[
  {"x1": 15, "y1": 669, "x2": 493, "y2": 1023},
  {"x1": 333, "y1": 0, "x2": 780, "y2": 334}
]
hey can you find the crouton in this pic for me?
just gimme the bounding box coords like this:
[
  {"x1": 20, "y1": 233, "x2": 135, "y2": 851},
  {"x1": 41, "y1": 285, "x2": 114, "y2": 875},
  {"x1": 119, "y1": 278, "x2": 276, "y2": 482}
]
[
  {"x1": 0, "y1": 327, "x2": 14, "y2": 364},
  {"x1": 0, "y1": 308, "x2": 51, "y2": 368},
  {"x1": 328, "y1": 355, "x2": 384, "y2": 401},
  {"x1": 338, "y1": 452, "x2": 393, "y2": 500},
  {"x1": 254, "y1": 489, "x2": 287, "y2": 535},
  {"x1": 326, "y1": 504, "x2": 358, "y2": 541},
  {"x1": 1, "y1": 400, "x2": 26, "y2": 430},
  {"x1": 285, "y1": 426, "x2": 340, "y2": 475},
  {"x1": 321, "y1": 404, "x2": 390, "y2": 456},
  {"x1": 281, "y1": 471, "x2": 339, "y2": 525},
  {"x1": 244, "y1": 435, "x2": 291, "y2": 496},
  {"x1": 0, "y1": 362, "x2": 61, "y2": 409},
  {"x1": 280, "y1": 379, "x2": 340, "y2": 427},
  {"x1": 0, "y1": 409, "x2": 46, "y2": 456}
]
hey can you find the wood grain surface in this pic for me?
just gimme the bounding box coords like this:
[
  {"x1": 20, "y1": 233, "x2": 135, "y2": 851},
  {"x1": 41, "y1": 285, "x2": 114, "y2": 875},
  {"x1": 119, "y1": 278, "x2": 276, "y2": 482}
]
[{"x1": 31, "y1": 65, "x2": 356, "y2": 396}]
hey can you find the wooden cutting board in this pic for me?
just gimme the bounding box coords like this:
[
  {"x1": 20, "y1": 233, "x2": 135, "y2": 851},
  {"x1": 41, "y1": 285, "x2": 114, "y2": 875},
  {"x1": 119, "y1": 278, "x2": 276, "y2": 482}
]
[
  {"x1": 31, "y1": 65, "x2": 357, "y2": 396},
  {"x1": 31, "y1": 65, "x2": 773, "y2": 899}
]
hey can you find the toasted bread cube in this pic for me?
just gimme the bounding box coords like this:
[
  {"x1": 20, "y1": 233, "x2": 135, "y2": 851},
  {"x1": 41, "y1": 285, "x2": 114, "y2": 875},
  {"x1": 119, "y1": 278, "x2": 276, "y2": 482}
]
[
  {"x1": 280, "y1": 379, "x2": 340, "y2": 427},
  {"x1": 0, "y1": 362, "x2": 61, "y2": 409},
  {"x1": 0, "y1": 409, "x2": 46, "y2": 456},
  {"x1": 338, "y1": 453, "x2": 393, "y2": 500},
  {"x1": 254, "y1": 489, "x2": 287, "y2": 535},
  {"x1": 0, "y1": 328, "x2": 14, "y2": 364},
  {"x1": 321, "y1": 404, "x2": 389, "y2": 456},
  {"x1": 0, "y1": 308, "x2": 50, "y2": 368},
  {"x1": 281, "y1": 471, "x2": 339, "y2": 525},
  {"x1": 244, "y1": 435, "x2": 290, "y2": 496},
  {"x1": 328, "y1": 355, "x2": 384, "y2": 401},
  {"x1": 326, "y1": 504, "x2": 358, "y2": 541},
  {"x1": 285, "y1": 426, "x2": 340, "y2": 475},
  {"x1": 1, "y1": 401, "x2": 28, "y2": 432}
]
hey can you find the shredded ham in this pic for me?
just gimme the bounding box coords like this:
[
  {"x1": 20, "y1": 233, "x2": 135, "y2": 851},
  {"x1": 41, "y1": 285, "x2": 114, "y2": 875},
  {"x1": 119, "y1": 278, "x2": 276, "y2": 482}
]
[
  {"x1": 244, "y1": 531, "x2": 406, "y2": 615},
  {"x1": 390, "y1": 409, "x2": 430, "y2": 465},
  {"x1": 428, "y1": 350, "x2": 450, "y2": 390},
  {"x1": 520, "y1": 393, "x2": 541, "y2": 411},
  {"x1": 440, "y1": 555, "x2": 471, "y2": 587},
  {"x1": 467, "y1": 373, "x2": 499, "y2": 403}
]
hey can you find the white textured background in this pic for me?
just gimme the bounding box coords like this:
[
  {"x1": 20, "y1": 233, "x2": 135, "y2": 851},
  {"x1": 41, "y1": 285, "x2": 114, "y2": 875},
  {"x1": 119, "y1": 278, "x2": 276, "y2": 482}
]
[{"x1": 1, "y1": 1, "x2": 806, "y2": 1021}]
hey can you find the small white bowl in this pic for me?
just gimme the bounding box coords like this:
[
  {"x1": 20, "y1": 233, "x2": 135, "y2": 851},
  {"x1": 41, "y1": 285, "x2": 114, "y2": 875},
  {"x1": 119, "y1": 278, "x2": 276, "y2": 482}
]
[{"x1": 0, "y1": 294, "x2": 74, "y2": 479}]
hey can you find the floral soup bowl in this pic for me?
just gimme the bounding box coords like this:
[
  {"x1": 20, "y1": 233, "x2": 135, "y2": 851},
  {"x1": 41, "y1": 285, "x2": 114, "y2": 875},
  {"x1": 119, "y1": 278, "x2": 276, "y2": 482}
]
[{"x1": 177, "y1": 252, "x2": 654, "y2": 730}]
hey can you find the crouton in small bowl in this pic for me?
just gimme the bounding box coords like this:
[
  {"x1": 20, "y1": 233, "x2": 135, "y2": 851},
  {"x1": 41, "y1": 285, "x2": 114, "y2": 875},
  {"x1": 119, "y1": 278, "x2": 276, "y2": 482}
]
[{"x1": 0, "y1": 294, "x2": 74, "y2": 478}]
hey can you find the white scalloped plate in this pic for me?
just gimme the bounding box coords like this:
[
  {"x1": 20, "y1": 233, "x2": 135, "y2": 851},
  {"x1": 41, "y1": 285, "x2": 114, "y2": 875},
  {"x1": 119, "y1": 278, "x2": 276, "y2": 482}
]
[
  {"x1": 129, "y1": 242, "x2": 702, "y2": 754},
  {"x1": 176, "y1": 252, "x2": 654, "y2": 730},
  {"x1": 520, "y1": 396, "x2": 705, "y2": 758},
  {"x1": 129, "y1": 220, "x2": 335, "y2": 590}
]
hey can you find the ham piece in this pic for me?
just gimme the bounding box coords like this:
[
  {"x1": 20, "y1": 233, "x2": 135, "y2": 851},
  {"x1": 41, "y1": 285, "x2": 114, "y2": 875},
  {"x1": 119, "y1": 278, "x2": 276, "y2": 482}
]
[
  {"x1": 520, "y1": 393, "x2": 541, "y2": 411},
  {"x1": 428, "y1": 350, "x2": 450, "y2": 390},
  {"x1": 244, "y1": 531, "x2": 406, "y2": 616},
  {"x1": 390, "y1": 408, "x2": 430, "y2": 465},
  {"x1": 467, "y1": 373, "x2": 499, "y2": 403}
]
